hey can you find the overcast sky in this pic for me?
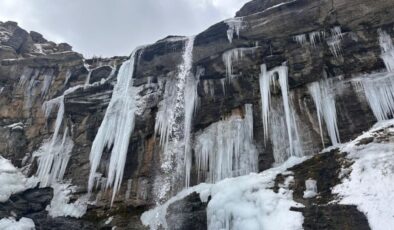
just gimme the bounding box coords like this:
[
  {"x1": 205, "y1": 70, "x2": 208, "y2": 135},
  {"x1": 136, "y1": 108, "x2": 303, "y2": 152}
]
[{"x1": 0, "y1": 0, "x2": 249, "y2": 57}]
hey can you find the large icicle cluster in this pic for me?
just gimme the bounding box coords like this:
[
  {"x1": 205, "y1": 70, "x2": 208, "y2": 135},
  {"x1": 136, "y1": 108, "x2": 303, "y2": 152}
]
[
  {"x1": 35, "y1": 95, "x2": 74, "y2": 187},
  {"x1": 307, "y1": 79, "x2": 341, "y2": 146},
  {"x1": 224, "y1": 17, "x2": 243, "y2": 43},
  {"x1": 88, "y1": 50, "x2": 140, "y2": 204},
  {"x1": 357, "y1": 73, "x2": 394, "y2": 121},
  {"x1": 351, "y1": 30, "x2": 394, "y2": 121},
  {"x1": 259, "y1": 64, "x2": 303, "y2": 162},
  {"x1": 194, "y1": 104, "x2": 258, "y2": 183}
]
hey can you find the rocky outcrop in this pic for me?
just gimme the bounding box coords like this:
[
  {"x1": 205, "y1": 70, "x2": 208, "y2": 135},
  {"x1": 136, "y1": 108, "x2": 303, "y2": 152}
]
[{"x1": 1, "y1": 0, "x2": 394, "y2": 228}]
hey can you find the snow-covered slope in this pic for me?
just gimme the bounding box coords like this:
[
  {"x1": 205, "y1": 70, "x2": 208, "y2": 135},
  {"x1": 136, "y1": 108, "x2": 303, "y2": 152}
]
[{"x1": 334, "y1": 120, "x2": 394, "y2": 230}]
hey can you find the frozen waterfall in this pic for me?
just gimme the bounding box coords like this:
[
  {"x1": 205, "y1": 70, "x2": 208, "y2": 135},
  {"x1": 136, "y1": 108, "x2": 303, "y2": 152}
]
[
  {"x1": 88, "y1": 49, "x2": 140, "y2": 204},
  {"x1": 153, "y1": 36, "x2": 196, "y2": 200}
]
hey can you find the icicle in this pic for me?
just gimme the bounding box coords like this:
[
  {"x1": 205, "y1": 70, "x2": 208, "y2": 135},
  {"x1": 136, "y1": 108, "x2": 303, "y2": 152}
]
[
  {"x1": 88, "y1": 49, "x2": 140, "y2": 205},
  {"x1": 222, "y1": 47, "x2": 256, "y2": 79},
  {"x1": 359, "y1": 73, "x2": 394, "y2": 121},
  {"x1": 327, "y1": 26, "x2": 343, "y2": 57},
  {"x1": 259, "y1": 63, "x2": 303, "y2": 161},
  {"x1": 307, "y1": 82, "x2": 325, "y2": 147},
  {"x1": 307, "y1": 79, "x2": 341, "y2": 146},
  {"x1": 378, "y1": 30, "x2": 394, "y2": 72},
  {"x1": 224, "y1": 18, "x2": 243, "y2": 43},
  {"x1": 309, "y1": 31, "x2": 324, "y2": 47},
  {"x1": 194, "y1": 104, "x2": 257, "y2": 183},
  {"x1": 293, "y1": 34, "x2": 307, "y2": 46}
]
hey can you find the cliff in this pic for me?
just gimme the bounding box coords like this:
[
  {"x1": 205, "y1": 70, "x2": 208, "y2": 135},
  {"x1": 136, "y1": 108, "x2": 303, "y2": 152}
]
[{"x1": 1, "y1": 0, "x2": 394, "y2": 229}]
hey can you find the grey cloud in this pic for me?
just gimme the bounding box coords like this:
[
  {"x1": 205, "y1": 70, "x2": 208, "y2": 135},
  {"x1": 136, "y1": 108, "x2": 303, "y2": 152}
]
[{"x1": 0, "y1": 0, "x2": 249, "y2": 57}]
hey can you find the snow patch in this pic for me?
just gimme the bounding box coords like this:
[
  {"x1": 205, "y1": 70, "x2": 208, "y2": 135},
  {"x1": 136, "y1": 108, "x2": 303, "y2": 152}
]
[{"x1": 0, "y1": 217, "x2": 35, "y2": 230}]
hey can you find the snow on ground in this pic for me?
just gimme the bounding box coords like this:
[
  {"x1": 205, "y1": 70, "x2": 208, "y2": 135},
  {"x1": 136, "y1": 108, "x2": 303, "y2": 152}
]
[
  {"x1": 142, "y1": 157, "x2": 306, "y2": 230},
  {"x1": 0, "y1": 156, "x2": 37, "y2": 202},
  {"x1": 0, "y1": 217, "x2": 35, "y2": 230},
  {"x1": 333, "y1": 119, "x2": 394, "y2": 230}
]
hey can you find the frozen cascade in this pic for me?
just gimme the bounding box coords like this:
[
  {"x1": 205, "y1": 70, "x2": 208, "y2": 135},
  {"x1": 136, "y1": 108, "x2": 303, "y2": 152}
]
[
  {"x1": 224, "y1": 17, "x2": 243, "y2": 43},
  {"x1": 222, "y1": 47, "x2": 257, "y2": 79},
  {"x1": 154, "y1": 36, "x2": 196, "y2": 198},
  {"x1": 307, "y1": 79, "x2": 341, "y2": 146},
  {"x1": 259, "y1": 64, "x2": 303, "y2": 161},
  {"x1": 88, "y1": 50, "x2": 140, "y2": 204},
  {"x1": 378, "y1": 30, "x2": 394, "y2": 72},
  {"x1": 194, "y1": 104, "x2": 258, "y2": 183},
  {"x1": 358, "y1": 73, "x2": 394, "y2": 121}
]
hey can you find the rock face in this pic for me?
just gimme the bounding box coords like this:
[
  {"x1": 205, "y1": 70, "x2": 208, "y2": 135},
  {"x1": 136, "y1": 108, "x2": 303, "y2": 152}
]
[{"x1": 1, "y1": 0, "x2": 394, "y2": 228}]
